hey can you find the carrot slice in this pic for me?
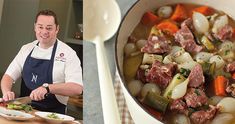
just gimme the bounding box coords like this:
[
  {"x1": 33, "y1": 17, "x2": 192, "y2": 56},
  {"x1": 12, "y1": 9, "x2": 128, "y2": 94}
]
[
  {"x1": 193, "y1": 6, "x2": 214, "y2": 16},
  {"x1": 232, "y1": 28, "x2": 235, "y2": 38},
  {"x1": 170, "y1": 4, "x2": 188, "y2": 22},
  {"x1": 141, "y1": 11, "x2": 159, "y2": 26},
  {"x1": 214, "y1": 76, "x2": 227, "y2": 96},
  {"x1": 156, "y1": 20, "x2": 179, "y2": 35}
]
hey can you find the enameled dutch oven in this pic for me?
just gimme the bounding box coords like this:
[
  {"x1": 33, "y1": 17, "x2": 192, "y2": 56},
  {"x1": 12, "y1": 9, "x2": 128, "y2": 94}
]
[{"x1": 115, "y1": 0, "x2": 235, "y2": 123}]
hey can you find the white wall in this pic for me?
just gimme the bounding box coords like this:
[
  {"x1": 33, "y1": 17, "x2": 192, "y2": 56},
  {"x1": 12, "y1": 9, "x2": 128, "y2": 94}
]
[{"x1": 0, "y1": 0, "x2": 4, "y2": 25}]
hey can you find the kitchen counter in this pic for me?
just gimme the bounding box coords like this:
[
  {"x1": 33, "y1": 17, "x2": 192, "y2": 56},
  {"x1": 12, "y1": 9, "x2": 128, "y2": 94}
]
[{"x1": 83, "y1": 0, "x2": 137, "y2": 124}]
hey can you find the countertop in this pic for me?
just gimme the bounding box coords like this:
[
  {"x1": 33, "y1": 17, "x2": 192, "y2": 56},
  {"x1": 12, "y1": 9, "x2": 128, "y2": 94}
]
[{"x1": 83, "y1": 0, "x2": 137, "y2": 124}]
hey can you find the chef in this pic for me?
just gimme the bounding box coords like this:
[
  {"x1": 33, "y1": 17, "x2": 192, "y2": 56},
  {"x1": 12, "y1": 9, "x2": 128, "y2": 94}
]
[{"x1": 0, "y1": 10, "x2": 83, "y2": 114}]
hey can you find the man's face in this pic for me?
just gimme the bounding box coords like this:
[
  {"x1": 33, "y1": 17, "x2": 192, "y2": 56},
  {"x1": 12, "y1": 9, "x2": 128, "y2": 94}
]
[{"x1": 34, "y1": 15, "x2": 59, "y2": 44}]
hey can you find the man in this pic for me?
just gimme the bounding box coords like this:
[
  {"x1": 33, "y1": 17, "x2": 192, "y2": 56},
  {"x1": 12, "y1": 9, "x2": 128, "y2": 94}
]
[{"x1": 0, "y1": 10, "x2": 83, "y2": 114}]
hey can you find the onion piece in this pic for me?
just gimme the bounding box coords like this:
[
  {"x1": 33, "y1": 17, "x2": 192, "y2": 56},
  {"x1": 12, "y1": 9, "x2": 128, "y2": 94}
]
[
  {"x1": 217, "y1": 97, "x2": 235, "y2": 113},
  {"x1": 170, "y1": 46, "x2": 185, "y2": 56},
  {"x1": 211, "y1": 113, "x2": 234, "y2": 124},
  {"x1": 195, "y1": 52, "x2": 213, "y2": 62},
  {"x1": 209, "y1": 55, "x2": 225, "y2": 69},
  {"x1": 171, "y1": 78, "x2": 189, "y2": 99},
  {"x1": 212, "y1": 15, "x2": 228, "y2": 33},
  {"x1": 208, "y1": 96, "x2": 224, "y2": 105},
  {"x1": 124, "y1": 43, "x2": 137, "y2": 56},
  {"x1": 163, "y1": 55, "x2": 173, "y2": 64},
  {"x1": 178, "y1": 61, "x2": 198, "y2": 71},
  {"x1": 173, "y1": 114, "x2": 191, "y2": 124},
  {"x1": 193, "y1": 12, "x2": 209, "y2": 34},
  {"x1": 136, "y1": 39, "x2": 147, "y2": 49},
  {"x1": 157, "y1": 6, "x2": 173, "y2": 18},
  {"x1": 127, "y1": 80, "x2": 143, "y2": 97},
  {"x1": 141, "y1": 83, "x2": 161, "y2": 98},
  {"x1": 174, "y1": 52, "x2": 193, "y2": 64}
]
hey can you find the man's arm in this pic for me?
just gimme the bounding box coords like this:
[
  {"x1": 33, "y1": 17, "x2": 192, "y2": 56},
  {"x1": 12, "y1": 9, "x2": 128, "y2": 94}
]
[
  {"x1": 30, "y1": 82, "x2": 83, "y2": 101},
  {"x1": 0, "y1": 74, "x2": 15, "y2": 101},
  {"x1": 49, "y1": 82, "x2": 83, "y2": 96}
]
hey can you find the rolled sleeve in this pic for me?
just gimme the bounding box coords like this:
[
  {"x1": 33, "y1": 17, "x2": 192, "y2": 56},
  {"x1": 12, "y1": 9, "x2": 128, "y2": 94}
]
[{"x1": 5, "y1": 47, "x2": 25, "y2": 82}]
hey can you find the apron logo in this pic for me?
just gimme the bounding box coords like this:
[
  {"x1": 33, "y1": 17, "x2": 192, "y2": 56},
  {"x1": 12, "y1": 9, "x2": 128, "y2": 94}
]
[
  {"x1": 55, "y1": 53, "x2": 66, "y2": 62},
  {"x1": 31, "y1": 73, "x2": 38, "y2": 83},
  {"x1": 60, "y1": 53, "x2": 64, "y2": 57}
]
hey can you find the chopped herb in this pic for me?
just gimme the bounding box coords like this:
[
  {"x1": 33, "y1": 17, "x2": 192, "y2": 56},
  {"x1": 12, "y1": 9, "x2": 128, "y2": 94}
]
[
  {"x1": 202, "y1": 104, "x2": 209, "y2": 110},
  {"x1": 188, "y1": 107, "x2": 196, "y2": 116},
  {"x1": 194, "y1": 89, "x2": 201, "y2": 96},
  {"x1": 167, "y1": 90, "x2": 172, "y2": 98},
  {"x1": 177, "y1": 76, "x2": 181, "y2": 79},
  {"x1": 179, "y1": 68, "x2": 191, "y2": 78},
  {"x1": 225, "y1": 50, "x2": 230, "y2": 55}
]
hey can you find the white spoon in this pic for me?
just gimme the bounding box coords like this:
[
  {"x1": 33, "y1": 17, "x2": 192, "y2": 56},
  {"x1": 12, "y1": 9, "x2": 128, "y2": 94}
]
[{"x1": 84, "y1": 0, "x2": 121, "y2": 124}]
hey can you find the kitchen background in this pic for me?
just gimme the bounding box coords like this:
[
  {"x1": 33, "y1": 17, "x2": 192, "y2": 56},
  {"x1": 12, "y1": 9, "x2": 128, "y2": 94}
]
[{"x1": 0, "y1": 0, "x2": 83, "y2": 120}]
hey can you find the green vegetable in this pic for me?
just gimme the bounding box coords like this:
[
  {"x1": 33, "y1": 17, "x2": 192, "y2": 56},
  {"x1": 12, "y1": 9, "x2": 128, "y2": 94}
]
[
  {"x1": 200, "y1": 61, "x2": 216, "y2": 75},
  {"x1": 163, "y1": 73, "x2": 186, "y2": 98},
  {"x1": 47, "y1": 113, "x2": 61, "y2": 120},
  {"x1": 143, "y1": 91, "x2": 169, "y2": 113},
  {"x1": 201, "y1": 36, "x2": 215, "y2": 51},
  {"x1": 7, "y1": 103, "x2": 32, "y2": 112},
  {"x1": 194, "y1": 89, "x2": 201, "y2": 96},
  {"x1": 179, "y1": 68, "x2": 191, "y2": 78}
]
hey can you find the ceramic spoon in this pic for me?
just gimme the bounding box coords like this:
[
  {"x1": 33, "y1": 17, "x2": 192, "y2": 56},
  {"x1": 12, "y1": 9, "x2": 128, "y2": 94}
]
[{"x1": 84, "y1": 0, "x2": 121, "y2": 124}]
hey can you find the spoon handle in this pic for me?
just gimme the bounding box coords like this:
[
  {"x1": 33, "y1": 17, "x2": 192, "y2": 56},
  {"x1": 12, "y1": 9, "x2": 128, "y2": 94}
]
[{"x1": 95, "y1": 38, "x2": 121, "y2": 124}]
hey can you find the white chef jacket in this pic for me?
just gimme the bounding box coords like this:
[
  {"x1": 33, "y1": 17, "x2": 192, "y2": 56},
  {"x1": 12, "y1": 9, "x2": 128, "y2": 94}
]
[{"x1": 5, "y1": 39, "x2": 83, "y2": 105}]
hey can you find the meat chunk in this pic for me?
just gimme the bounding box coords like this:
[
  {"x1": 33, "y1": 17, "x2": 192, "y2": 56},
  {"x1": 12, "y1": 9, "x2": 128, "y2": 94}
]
[
  {"x1": 174, "y1": 24, "x2": 202, "y2": 53},
  {"x1": 141, "y1": 36, "x2": 171, "y2": 54},
  {"x1": 188, "y1": 64, "x2": 205, "y2": 88},
  {"x1": 170, "y1": 99, "x2": 188, "y2": 115},
  {"x1": 190, "y1": 105, "x2": 217, "y2": 124},
  {"x1": 184, "y1": 88, "x2": 208, "y2": 108},
  {"x1": 213, "y1": 24, "x2": 233, "y2": 42},
  {"x1": 226, "y1": 84, "x2": 235, "y2": 97},
  {"x1": 146, "y1": 61, "x2": 176, "y2": 89},
  {"x1": 181, "y1": 18, "x2": 193, "y2": 30},
  {"x1": 225, "y1": 61, "x2": 235, "y2": 73},
  {"x1": 136, "y1": 68, "x2": 147, "y2": 83}
]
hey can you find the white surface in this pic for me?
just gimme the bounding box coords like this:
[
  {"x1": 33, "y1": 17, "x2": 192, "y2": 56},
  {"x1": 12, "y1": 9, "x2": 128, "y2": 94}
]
[
  {"x1": 0, "y1": 107, "x2": 34, "y2": 121},
  {"x1": 84, "y1": 0, "x2": 121, "y2": 124},
  {"x1": 35, "y1": 111, "x2": 74, "y2": 124}
]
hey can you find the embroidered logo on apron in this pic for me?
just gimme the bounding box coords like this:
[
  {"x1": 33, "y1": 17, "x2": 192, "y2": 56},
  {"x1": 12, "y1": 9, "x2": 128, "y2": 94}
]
[{"x1": 31, "y1": 73, "x2": 38, "y2": 83}]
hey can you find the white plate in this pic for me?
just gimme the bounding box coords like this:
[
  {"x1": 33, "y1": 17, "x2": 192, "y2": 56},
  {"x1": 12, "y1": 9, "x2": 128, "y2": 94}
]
[
  {"x1": 35, "y1": 111, "x2": 75, "y2": 124},
  {"x1": 0, "y1": 107, "x2": 34, "y2": 121}
]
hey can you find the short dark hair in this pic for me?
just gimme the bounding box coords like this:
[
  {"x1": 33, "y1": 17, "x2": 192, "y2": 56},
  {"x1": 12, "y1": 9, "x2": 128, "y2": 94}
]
[{"x1": 35, "y1": 9, "x2": 58, "y2": 26}]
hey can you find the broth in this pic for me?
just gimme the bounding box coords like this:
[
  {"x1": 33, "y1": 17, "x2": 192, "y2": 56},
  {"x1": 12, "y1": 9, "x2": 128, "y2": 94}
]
[{"x1": 123, "y1": 3, "x2": 235, "y2": 124}]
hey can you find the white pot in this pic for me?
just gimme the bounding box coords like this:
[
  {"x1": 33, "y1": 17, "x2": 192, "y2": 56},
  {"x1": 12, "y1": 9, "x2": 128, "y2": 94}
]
[{"x1": 115, "y1": 0, "x2": 235, "y2": 123}]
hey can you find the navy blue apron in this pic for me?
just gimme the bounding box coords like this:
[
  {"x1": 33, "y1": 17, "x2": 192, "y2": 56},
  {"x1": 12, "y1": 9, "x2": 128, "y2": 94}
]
[{"x1": 21, "y1": 40, "x2": 66, "y2": 114}]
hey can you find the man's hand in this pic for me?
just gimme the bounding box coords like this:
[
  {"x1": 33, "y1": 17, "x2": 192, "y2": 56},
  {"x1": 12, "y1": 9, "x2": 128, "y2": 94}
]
[
  {"x1": 30, "y1": 86, "x2": 47, "y2": 101},
  {"x1": 0, "y1": 91, "x2": 15, "y2": 102}
]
